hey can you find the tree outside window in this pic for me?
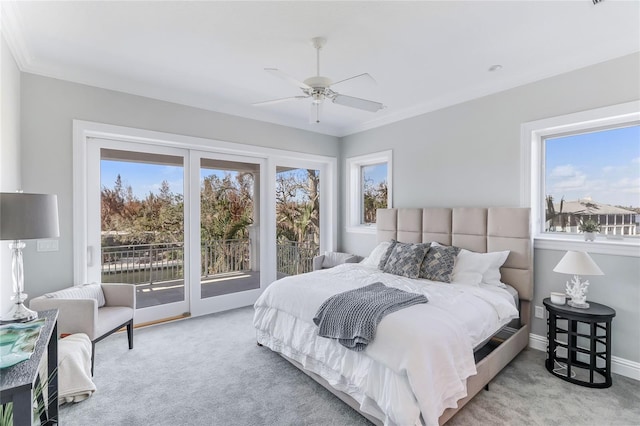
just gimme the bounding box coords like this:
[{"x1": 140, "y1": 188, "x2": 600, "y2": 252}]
[{"x1": 362, "y1": 163, "x2": 388, "y2": 224}]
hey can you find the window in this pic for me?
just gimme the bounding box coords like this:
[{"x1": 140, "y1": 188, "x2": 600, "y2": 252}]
[
  {"x1": 522, "y1": 101, "x2": 640, "y2": 256},
  {"x1": 346, "y1": 150, "x2": 392, "y2": 233},
  {"x1": 544, "y1": 126, "x2": 639, "y2": 237}
]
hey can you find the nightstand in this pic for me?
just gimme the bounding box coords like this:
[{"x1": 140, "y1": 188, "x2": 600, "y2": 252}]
[{"x1": 543, "y1": 298, "x2": 616, "y2": 388}]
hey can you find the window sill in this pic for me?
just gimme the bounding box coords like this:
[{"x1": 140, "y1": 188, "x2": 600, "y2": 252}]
[
  {"x1": 534, "y1": 234, "x2": 640, "y2": 257},
  {"x1": 345, "y1": 225, "x2": 377, "y2": 235}
]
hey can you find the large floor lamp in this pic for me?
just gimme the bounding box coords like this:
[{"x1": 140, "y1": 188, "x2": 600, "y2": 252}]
[{"x1": 0, "y1": 192, "x2": 59, "y2": 323}]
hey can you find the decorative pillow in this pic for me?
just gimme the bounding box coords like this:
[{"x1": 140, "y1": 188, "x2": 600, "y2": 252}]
[
  {"x1": 480, "y1": 251, "x2": 510, "y2": 287},
  {"x1": 452, "y1": 249, "x2": 510, "y2": 287},
  {"x1": 360, "y1": 241, "x2": 392, "y2": 267},
  {"x1": 322, "y1": 252, "x2": 358, "y2": 268},
  {"x1": 45, "y1": 283, "x2": 106, "y2": 307},
  {"x1": 419, "y1": 244, "x2": 460, "y2": 283},
  {"x1": 382, "y1": 242, "x2": 431, "y2": 278},
  {"x1": 378, "y1": 240, "x2": 398, "y2": 270}
]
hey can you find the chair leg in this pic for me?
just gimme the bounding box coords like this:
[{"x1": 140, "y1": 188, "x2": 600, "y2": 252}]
[
  {"x1": 127, "y1": 320, "x2": 134, "y2": 350},
  {"x1": 91, "y1": 341, "x2": 96, "y2": 376}
]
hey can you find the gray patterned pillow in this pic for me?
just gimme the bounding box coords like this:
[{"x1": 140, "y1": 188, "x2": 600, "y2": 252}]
[
  {"x1": 378, "y1": 240, "x2": 398, "y2": 270},
  {"x1": 419, "y1": 245, "x2": 461, "y2": 282},
  {"x1": 382, "y1": 242, "x2": 431, "y2": 278}
]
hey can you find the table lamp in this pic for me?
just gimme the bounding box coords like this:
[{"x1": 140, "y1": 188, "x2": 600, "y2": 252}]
[
  {"x1": 0, "y1": 192, "x2": 59, "y2": 322},
  {"x1": 553, "y1": 250, "x2": 603, "y2": 309}
]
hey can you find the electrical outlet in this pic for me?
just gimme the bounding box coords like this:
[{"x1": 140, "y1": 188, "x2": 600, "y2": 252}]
[
  {"x1": 37, "y1": 239, "x2": 59, "y2": 252},
  {"x1": 535, "y1": 305, "x2": 545, "y2": 319}
]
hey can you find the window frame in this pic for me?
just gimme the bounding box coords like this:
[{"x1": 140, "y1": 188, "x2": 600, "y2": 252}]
[
  {"x1": 346, "y1": 150, "x2": 393, "y2": 234},
  {"x1": 521, "y1": 101, "x2": 640, "y2": 257}
]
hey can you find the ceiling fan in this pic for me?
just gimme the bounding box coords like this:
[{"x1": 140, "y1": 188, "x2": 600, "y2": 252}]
[{"x1": 254, "y1": 37, "x2": 385, "y2": 124}]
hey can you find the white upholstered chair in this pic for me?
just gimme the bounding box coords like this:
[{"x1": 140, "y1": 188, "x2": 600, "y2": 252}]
[
  {"x1": 312, "y1": 251, "x2": 361, "y2": 271},
  {"x1": 30, "y1": 283, "x2": 135, "y2": 374}
]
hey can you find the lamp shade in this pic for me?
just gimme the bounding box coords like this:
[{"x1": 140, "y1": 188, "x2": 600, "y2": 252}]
[
  {"x1": 553, "y1": 250, "x2": 603, "y2": 276},
  {"x1": 0, "y1": 192, "x2": 60, "y2": 240}
]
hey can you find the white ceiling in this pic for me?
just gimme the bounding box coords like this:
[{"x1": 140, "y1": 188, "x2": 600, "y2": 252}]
[{"x1": 2, "y1": 1, "x2": 639, "y2": 137}]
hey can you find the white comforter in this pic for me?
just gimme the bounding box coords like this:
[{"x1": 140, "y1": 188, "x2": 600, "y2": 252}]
[{"x1": 253, "y1": 263, "x2": 518, "y2": 426}]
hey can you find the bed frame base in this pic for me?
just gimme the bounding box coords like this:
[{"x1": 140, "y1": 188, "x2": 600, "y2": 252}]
[
  {"x1": 280, "y1": 354, "x2": 385, "y2": 426},
  {"x1": 275, "y1": 312, "x2": 530, "y2": 425}
]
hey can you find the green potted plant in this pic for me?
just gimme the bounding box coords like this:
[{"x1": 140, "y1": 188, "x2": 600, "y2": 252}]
[{"x1": 579, "y1": 218, "x2": 600, "y2": 241}]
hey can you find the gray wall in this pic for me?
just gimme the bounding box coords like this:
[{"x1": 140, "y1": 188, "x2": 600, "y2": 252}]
[
  {"x1": 339, "y1": 53, "x2": 640, "y2": 363},
  {"x1": 19, "y1": 73, "x2": 339, "y2": 299},
  {"x1": 1, "y1": 34, "x2": 22, "y2": 315}
]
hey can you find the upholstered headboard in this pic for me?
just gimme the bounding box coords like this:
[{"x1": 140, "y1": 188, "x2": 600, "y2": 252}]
[{"x1": 376, "y1": 208, "x2": 533, "y2": 306}]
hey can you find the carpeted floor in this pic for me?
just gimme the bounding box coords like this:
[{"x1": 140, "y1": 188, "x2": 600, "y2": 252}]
[{"x1": 59, "y1": 306, "x2": 640, "y2": 426}]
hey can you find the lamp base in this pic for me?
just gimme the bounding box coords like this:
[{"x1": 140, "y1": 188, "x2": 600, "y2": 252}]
[
  {"x1": 568, "y1": 300, "x2": 590, "y2": 309},
  {"x1": 1, "y1": 302, "x2": 39, "y2": 323}
]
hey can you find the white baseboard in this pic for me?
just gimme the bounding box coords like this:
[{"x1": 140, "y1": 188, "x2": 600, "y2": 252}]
[{"x1": 528, "y1": 333, "x2": 640, "y2": 381}]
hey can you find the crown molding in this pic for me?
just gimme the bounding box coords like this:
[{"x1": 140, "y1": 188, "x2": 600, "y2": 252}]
[
  {"x1": 339, "y1": 48, "x2": 640, "y2": 137},
  {"x1": 1, "y1": 1, "x2": 32, "y2": 70}
]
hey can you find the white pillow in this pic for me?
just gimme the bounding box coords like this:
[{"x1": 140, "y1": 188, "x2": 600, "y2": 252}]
[
  {"x1": 453, "y1": 248, "x2": 510, "y2": 287},
  {"x1": 360, "y1": 241, "x2": 391, "y2": 267}
]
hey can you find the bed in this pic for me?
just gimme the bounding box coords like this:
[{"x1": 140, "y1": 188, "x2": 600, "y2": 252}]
[{"x1": 254, "y1": 207, "x2": 532, "y2": 425}]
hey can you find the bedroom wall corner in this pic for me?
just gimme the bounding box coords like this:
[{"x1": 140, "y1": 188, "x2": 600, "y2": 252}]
[{"x1": 0, "y1": 33, "x2": 22, "y2": 316}]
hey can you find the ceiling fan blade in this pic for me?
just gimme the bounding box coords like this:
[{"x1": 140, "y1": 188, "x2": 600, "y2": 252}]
[
  {"x1": 331, "y1": 73, "x2": 376, "y2": 87},
  {"x1": 264, "y1": 68, "x2": 311, "y2": 90},
  {"x1": 253, "y1": 95, "x2": 308, "y2": 106},
  {"x1": 332, "y1": 94, "x2": 385, "y2": 112},
  {"x1": 309, "y1": 102, "x2": 323, "y2": 124}
]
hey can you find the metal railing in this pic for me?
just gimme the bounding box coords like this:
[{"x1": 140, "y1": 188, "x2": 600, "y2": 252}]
[
  {"x1": 102, "y1": 242, "x2": 185, "y2": 285},
  {"x1": 101, "y1": 239, "x2": 317, "y2": 285},
  {"x1": 201, "y1": 239, "x2": 250, "y2": 276},
  {"x1": 276, "y1": 240, "x2": 319, "y2": 276}
]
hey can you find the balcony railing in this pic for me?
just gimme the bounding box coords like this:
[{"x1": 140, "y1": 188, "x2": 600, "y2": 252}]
[
  {"x1": 101, "y1": 239, "x2": 318, "y2": 285},
  {"x1": 102, "y1": 242, "x2": 185, "y2": 285},
  {"x1": 276, "y1": 240, "x2": 318, "y2": 276}
]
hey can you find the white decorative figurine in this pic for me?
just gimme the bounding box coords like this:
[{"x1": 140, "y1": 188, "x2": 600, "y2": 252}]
[
  {"x1": 554, "y1": 250, "x2": 602, "y2": 310},
  {"x1": 565, "y1": 275, "x2": 590, "y2": 308}
]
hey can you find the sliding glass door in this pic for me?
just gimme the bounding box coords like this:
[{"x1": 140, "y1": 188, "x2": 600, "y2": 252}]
[
  {"x1": 275, "y1": 166, "x2": 320, "y2": 278},
  {"x1": 190, "y1": 153, "x2": 264, "y2": 316},
  {"x1": 87, "y1": 140, "x2": 190, "y2": 323},
  {"x1": 76, "y1": 121, "x2": 336, "y2": 323}
]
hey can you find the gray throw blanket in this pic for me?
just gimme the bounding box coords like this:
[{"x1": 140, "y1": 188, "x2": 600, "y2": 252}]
[{"x1": 313, "y1": 282, "x2": 428, "y2": 351}]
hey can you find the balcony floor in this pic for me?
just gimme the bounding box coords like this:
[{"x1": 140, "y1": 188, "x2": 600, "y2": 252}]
[{"x1": 135, "y1": 271, "x2": 261, "y2": 309}]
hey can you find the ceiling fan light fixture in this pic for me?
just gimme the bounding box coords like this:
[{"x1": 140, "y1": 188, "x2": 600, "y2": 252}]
[
  {"x1": 312, "y1": 93, "x2": 324, "y2": 104},
  {"x1": 304, "y1": 75, "x2": 332, "y2": 88}
]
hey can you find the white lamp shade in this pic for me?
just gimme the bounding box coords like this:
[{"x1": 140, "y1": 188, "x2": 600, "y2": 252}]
[
  {"x1": 553, "y1": 250, "x2": 604, "y2": 276},
  {"x1": 0, "y1": 192, "x2": 60, "y2": 240}
]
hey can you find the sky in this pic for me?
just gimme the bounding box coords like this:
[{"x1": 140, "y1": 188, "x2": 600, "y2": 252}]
[
  {"x1": 545, "y1": 124, "x2": 640, "y2": 208},
  {"x1": 362, "y1": 163, "x2": 387, "y2": 185},
  {"x1": 101, "y1": 161, "x2": 314, "y2": 200},
  {"x1": 101, "y1": 160, "x2": 184, "y2": 199}
]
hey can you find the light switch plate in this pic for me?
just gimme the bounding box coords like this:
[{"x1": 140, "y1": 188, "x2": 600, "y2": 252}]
[
  {"x1": 37, "y1": 239, "x2": 59, "y2": 252},
  {"x1": 534, "y1": 305, "x2": 544, "y2": 319}
]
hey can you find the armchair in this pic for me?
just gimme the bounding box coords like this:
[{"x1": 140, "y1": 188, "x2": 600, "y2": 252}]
[
  {"x1": 30, "y1": 283, "x2": 135, "y2": 374},
  {"x1": 313, "y1": 251, "x2": 362, "y2": 271}
]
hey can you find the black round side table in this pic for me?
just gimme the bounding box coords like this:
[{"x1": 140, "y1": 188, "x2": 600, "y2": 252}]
[{"x1": 543, "y1": 297, "x2": 616, "y2": 388}]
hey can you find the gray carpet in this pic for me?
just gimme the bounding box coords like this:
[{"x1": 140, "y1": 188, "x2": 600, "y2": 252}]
[{"x1": 60, "y1": 306, "x2": 640, "y2": 426}]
